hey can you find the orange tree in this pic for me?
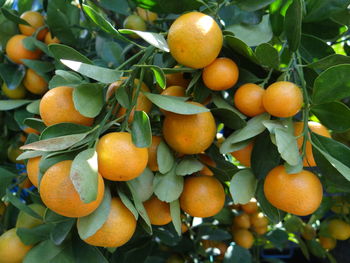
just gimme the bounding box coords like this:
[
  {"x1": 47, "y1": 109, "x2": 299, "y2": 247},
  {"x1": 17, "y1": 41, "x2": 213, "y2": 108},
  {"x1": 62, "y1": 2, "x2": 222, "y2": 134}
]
[{"x1": 0, "y1": 0, "x2": 349, "y2": 262}]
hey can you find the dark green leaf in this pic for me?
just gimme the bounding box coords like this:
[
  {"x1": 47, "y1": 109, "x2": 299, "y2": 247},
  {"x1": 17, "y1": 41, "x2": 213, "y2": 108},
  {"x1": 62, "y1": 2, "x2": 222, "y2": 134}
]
[
  {"x1": 0, "y1": 63, "x2": 26, "y2": 90},
  {"x1": 307, "y1": 54, "x2": 350, "y2": 71},
  {"x1": 0, "y1": 7, "x2": 29, "y2": 25},
  {"x1": 255, "y1": 43, "x2": 279, "y2": 69},
  {"x1": 48, "y1": 44, "x2": 92, "y2": 65},
  {"x1": 307, "y1": 239, "x2": 326, "y2": 258},
  {"x1": 236, "y1": 0, "x2": 276, "y2": 11},
  {"x1": 266, "y1": 229, "x2": 289, "y2": 250},
  {"x1": 284, "y1": 0, "x2": 302, "y2": 51},
  {"x1": 131, "y1": 111, "x2": 152, "y2": 148},
  {"x1": 300, "y1": 34, "x2": 335, "y2": 64},
  {"x1": 304, "y1": 0, "x2": 350, "y2": 22},
  {"x1": 17, "y1": 224, "x2": 54, "y2": 245},
  {"x1": 223, "y1": 244, "x2": 252, "y2": 263},
  {"x1": 118, "y1": 188, "x2": 138, "y2": 220},
  {"x1": 136, "y1": 65, "x2": 166, "y2": 89},
  {"x1": 23, "y1": 118, "x2": 46, "y2": 133},
  {"x1": 224, "y1": 35, "x2": 258, "y2": 63},
  {"x1": 50, "y1": 219, "x2": 75, "y2": 245}
]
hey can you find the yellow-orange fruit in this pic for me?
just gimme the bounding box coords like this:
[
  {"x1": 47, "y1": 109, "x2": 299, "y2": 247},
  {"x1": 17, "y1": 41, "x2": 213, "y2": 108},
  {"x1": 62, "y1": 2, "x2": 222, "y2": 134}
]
[
  {"x1": 6, "y1": 35, "x2": 42, "y2": 64},
  {"x1": 233, "y1": 213, "x2": 251, "y2": 229},
  {"x1": 144, "y1": 195, "x2": 172, "y2": 225},
  {"x1": 26, "y1": 156, "x2": 41, "y2": 187},
  {"x1": 231, "y1": 142, "x2": 254, "y2": 167},
  {"x1": 23, "y1": 68, "x2": 48, "y2": 95},
  {"x1": 234, "y1": 83, "x2": 266, "y2": 117},
  {"x1": 147, "y1": 136, "x2": 162, "y2": 171},
  {"x1": 233, "y1": 229, "x2": 254, "y2": 249},
  {"x1": 19, "y1": 11, "x2": 47, "y2": 40}
]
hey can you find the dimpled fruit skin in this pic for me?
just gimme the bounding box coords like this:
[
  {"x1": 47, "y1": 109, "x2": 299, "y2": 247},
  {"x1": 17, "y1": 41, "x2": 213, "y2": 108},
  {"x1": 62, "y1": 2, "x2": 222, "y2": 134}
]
[
  {"x1": 234, "y1": 83, "x2": 266, "y2": 117},
  {"x1": 163, "y1": 102, "x2": 216, "y2": 154},
  {"x1": 39, "y1": 86, "x2": 94, "y2": 126},
  {"x1": 6, "y1": 35, "x2": 42, "y2": 64},
  {"x1": 23, "y1": 68, "x2": 48, "y2": 95},
  {"x1": 97, "y1": 132, "x2": 148, "y2": 181},
  {"x1": 264, "y1": 165, "x2": 323, "y2": 216},
  {"x1": 81, "y1": 198, "x2": 136, "y2": 247},
  {"x1": 40, "y1": 160, "x2": 105, "y2": 218},
  {"x1": 180, "y1": 176, "x2": 225, "y2": 218},
  {"x1": 167, "y1": 12, "x2": 223, "y2": 69},
  {"x1": 144, "y1": 195, "x2": 172, "y2": 225},
  {"x1": 26, "y1": 156, "x2": 40, "y2": 187}
]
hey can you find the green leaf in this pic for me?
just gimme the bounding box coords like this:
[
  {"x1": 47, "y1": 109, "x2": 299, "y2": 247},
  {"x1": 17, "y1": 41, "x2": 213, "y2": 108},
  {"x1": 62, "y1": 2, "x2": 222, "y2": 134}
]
[
  {"x1": 73, "y1": 83, "x2": 104, "y2": 118},
  {"x1": 255, "y1": 43, "x2": 279, "y2": 69},
  {"x1": 224, "y1": 35, "x2": 258, "y2": 63},
  {"x1": 0, "y1": 63, "x2": 26, "y2": 90},
  {"x1": 6, "y1": 189, "x2": 42, "y2": 219},
  {"x1": 235, "y1": 0, "x2": 276, "y2": 11},
  {"x1": 284, "y1": 0, "x2": 302, "y2": 51},
  {"x1": 175, "y1": 157, "x2": 204, "y2": 176},
  {"x1": 72, "y1": 236, "x2": 109, "y2": 263},
  {"x1": 220, "y1": 113, "x2": 270, "y2": 154},
  {"x1": 157, "y1": 141, "x2": 175, "y2": 174},
  {"x1": 49, "y1": 70, "x2": 83, "y2": 89},
  {"x1": 22, "y1": 60, "x2": 55, "y2": 74},
  {"x1": 50, "y1": 219, "x2": 75, "y2": 245},
  {"x1": 230, "y1": 169, "x2": 257, "y2": 204},
  {"x1": 136, "y1": 65, "x2": 166, "y2": 89},
  {"x1": 77, "y1": 187, "x2": 111, "y2": 240},
  {"x1": 143, "y1": 92, "x2": 208, "y2": 115},
  {"x1": 307, "y1": 54, "x2": 350, "y2": 71},
  {"x1": 266, "y1": 229, "x2": 289, "y2": 250},
  {"x1": 313, "y1": 64, "x2": 350, "y2": 104},
  {"x1": 117, "y1": 188, "x2": 138, "y2": 220},
  {"x1": 307, "y1": 239, "x2": 326, "y2": 258},
  {"x1": 48, "y1": 44, "x2": 92, "y2": 64},
  {"x1": 128, "y1": 168, "x2": 154, "y2": 202},
  {"x1": 304, "y1": 0, "x2": 350, "y2": 22},
  {"x1": 17, "y1": 224, "x2": 54, "y2": 245},
  {"x1": 153, "y1": 167, "x2": 184, "y2": 203},
  {"x1": 0, "y1": 7, "x2": 29, "y2": 25},
  {"x1": 131, "y1": 111, "x2": 152, "y2": 148},
  {"x1": 300, "y1": 34, "x2": 335, "y2": 64},
  {"x1": 61, "y1": 59, "x2": 122, "y2": 83},
  {"x1": 223, "y1": 244, "x2": 252, "y2": 263},
  {"x1": 23, "y1": 118, "x2": 46, "y2": 133},
  {"x1": 170, "y1": 200, "x2": 181, "y2": 236},
  {"x1": 70, "y1": 148, "x2": 98, "y2": 203},
  {"x1": 26, "y1": 100, "x2": 40, "y2": 115},
  {"x1": 40, "y1": 123, "x2": 91, "y2": 140}
]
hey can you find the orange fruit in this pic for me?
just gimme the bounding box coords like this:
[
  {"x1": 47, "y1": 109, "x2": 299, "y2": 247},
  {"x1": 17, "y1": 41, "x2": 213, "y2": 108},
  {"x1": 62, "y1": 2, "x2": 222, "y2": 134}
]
[
  {"x1": 147, "y1": 135, "x2": 162, "y2": 171},
  {"x1": 96, "y1": 132, "x2": 148, "y2": 181},
  {"x1": 44, "y1": 31, "x2": 60, "y2": 45},
  {"x1": 123, "y1": 14, "x2": 147, "y2": 38},
  {"x1": 160, "y1": 85, "x2": 186, "y2": 115},
  {"x1": 163, "y1": 102, "x2": 216, "y2": 154},
  {"x1": 0, "y1": 228, "x2": 33, "y2": 263},
  {"x1": 2, "y1": 82, "x2": 26, "y2": 99},
  {"x1": 233, "y1": 213, "x2": 251, "y2": 229},
  {"x1": 144, "y1": 195, "x2": 172, "y2": 225},
  {"x1": 180, "y1": 176, "x2": 225, "y2": 218},
  {"x1": 301, "y1": 224, "x2": 316, "y2": 240},
  {"x1": 331, "y1": 196, "x2": 350, "y2": 214},
  {"x1": 202, "y1": 57, "x2": 239, "y2": 91},
  {"x1": 241, "y1": 200, "x2": 259, "y2": 214},
  {"x1": 264, "y1": 165, "x2": 323, "y2": 216},
  {"x1": 19, "y1": 177, "x2": 32, "y2": 189},
  {"x1": 81, "y1": 197, "x2": 136, "y2": 247},
  {"x1": 136, "y1": 7, "x2": 158, "y2": 23},
  {"x1": 39, "y1": 86, "x2": 94, "y2": 126},
  {"x1": 23, "y1": 68, "x2": 48, "y2": 95},
  {"x1": 5, "y1": 35, "x2": 42, "y2": 64},
  {"x1": 16, "y1": 203, "x2": 45, "y2": 229},
  {"x1": 234, "y1": 83, "x2": 266, "y2": 117},
  {"x1": 198, "y1": 154, "x2": 216, "y2": 176},
  {"x1": 165, "y1": 67, "x2": 191, "y2": 88},
  {"x1": 231, "y1": 141, "x2": 254, "y2": 167},
  {"x1": 26, "y1": 156, "x2": 41, "y2": 187},
  {"x1": 167, "y1": 12, "x2": 223, "y2": 69},
  {"x1": 328, "y1": 219, "x2": 350, "y2": 240},
  {"x1": 39, "y1": 160, "x2": 105, "y2": 218},
  {"x1": 233, "y1": 229, "x2": 254, "y2": 249},
  {"x1": 294, "y1": 121, "x2": 331, "y2": 167},
  {"x1": 23, "y1": 126, "x2": 40, "y2": 135},
  {"x1": 19, "y1": 11, "x2": 48, "y2": 40},
  {"x1": 262, "y1": 81, "x2": 303, "y2": 118},
  {"x1": 181, "y1": 223, "x2": 189, "y2": 233},
  {"x1": 319, "y1": 236, "x2": 336, "y2": 250},
  {"x1": 253, "y1": 225, "x2": 268, "y2": 235},
  {"x1": 250, "y1": 212, "x2": 268, "y2": 228}
]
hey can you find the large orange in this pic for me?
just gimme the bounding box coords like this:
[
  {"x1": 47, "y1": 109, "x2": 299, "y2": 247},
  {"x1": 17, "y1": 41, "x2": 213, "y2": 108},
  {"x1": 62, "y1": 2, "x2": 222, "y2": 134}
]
[
  {"x1": 0, "y1": 228, "x2": 33, "y2": 263},
  {"x1": 180, "y1": 176, "x2": 225, "y2": 218},
  {"x1": 81, "y1": 197, "x2": 136, "y2": 247},
  {"x1": 6, "y1": 35, "x2": 42, "y2": 64},
  {"x1": 234, "y1": 83, "x2": 266, "y2": 117},
  {"x1": 26, "y1": 156, "x2": 41, "y2": 187},
  {"x1": 294, "y1": 121, "x2": 331, "y2": 167},
  {"x1": 231, "y1": 141, "x2": 254, "y2": 167},
  {"x1": 23, "y1": 68, "x2": 48, "y2": 95},
  {"x1": 160, "y1": 85, "x2": 186, "y2": 114},
  {"x1": 163, "y1": 102, "x2": 216, "y2": 154},
  {"x1": 262, "y1": 81, "x2": 303, "y2": 118},
  {"x1": 264, "y1": 165, "x2": 322, "y2": 216},
  {"x1": 147, "y1": 135, "x2": 162, "y2": 171},
  {"x1": 39, "y1": 160, "x2": 104, "y2": 218},
  {"x1": 19, "y1": 11, "x2": 48, "y2": 40},
  {"x1": 167, "y1": 12, "x2": 223, "y2": 69},
  {"x1": 233, "y1": 229, "x2": 254, "y2": 249},
  {"x1": 144, "y1": 195, "x2": 172, "y2": 225},
  {"x1": 39, "y1": 86, "x2": 94, "y2": 126},
  {"x1": 202, "y1": 58, "x2": 239, "y2": 91},
  {"x1": 44, "y1": 31, "x2": 60, "y2": 45},
  {"x1": 96, "y1": 132, "x2": 148, "y2": 181}
]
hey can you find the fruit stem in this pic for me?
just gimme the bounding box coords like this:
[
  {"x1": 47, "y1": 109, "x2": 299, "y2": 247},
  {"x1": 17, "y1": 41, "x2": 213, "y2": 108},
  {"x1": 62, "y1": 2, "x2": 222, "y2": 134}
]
[
  {"x1": 260, "y1": 68, "x2": 274, "y2": 88},
  {"x1": 117, "y1": 48, "x2": 147, "y2": 70}
]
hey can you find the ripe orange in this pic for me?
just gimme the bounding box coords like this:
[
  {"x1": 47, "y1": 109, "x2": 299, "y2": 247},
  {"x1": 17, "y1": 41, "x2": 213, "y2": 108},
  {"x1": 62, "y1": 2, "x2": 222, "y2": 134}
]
[
  {"x1": 262, "y1": 81, "x2": 303, "y2": 118},
  {"x1": 328, "y1": 219, "x2": 350, "y2": 240},
  {"x1": 81, "y1": 197, "x2": 136, "y2": 247},
  {"x1": 163, "y1": 102, "x2": 216, "y2": 154},
  {"x1": 44, "y1": 31, "x2": 60, "y2": 45},
  {"x1": 202, "y1": 57, "x2": 239, "y2": 91},
  {"x1": 233, "y1": 213, "x2": 251, "y2": 229},
  {"x1": 96, "y1": 132, "x2": 148, "y2": 181},
  {"x1": 5, "y1": 35, "x2": 42, "y2": 64},
  {"x1": 39, "y1": 86, "x2": 94, "y2": 126},
  {"x1": 2, "y1": 82, "x2": 26, "y2": 99},
  {"x1": 0, "y1": 228, "x2": 33, "y2": 263},
  {"x1": 264, "y1": 165, "x2": 323, "y2": 216},
  {"x1": 16, "y1": 203, "x2": 45, "y2": 229},
  {"x1": 241, "y1": 200, "x2": 259, "y2": 214},
  {"x1": 234, "y1": 83, "x2": 266, "y2": 117},
  {"x1": 233, "y1": 229, "x2": 254, "y2": 249},
  {"x1": 26, "y1": 156, "x2": 41, "y2": 187},
  {"x1": 39, "y1": 160, "x2": 105, "y2": 218},
  {"x1": 167, "y1": 12, "x2": 223, "y2": 69},
  {"x1": 180, "y1": 176, "x2": 225, "y2": 218},
  {"x1": 123, "y1": 14, "x2": 147, "y2": 38},
  {"x1": 136, "y1": 7, "x2": 158, "y2": 23},
  {"x1": 301, "y1": 224, "x2": 316, "y2": 240},
  {"x1": 144, "y1": 195, "x2": 172, "y2": 225},
  {"x1": 250, "y1": 212, "x2": 268, "y2": 228},
  {"x1": 294, "y1": 121, "x2": 331, "y2": 167},
  {"x1": 231, "y1": 141, "x2": 254, "y2": 167},
  {"x1": 253, "y1": 225, "x2": 268, "y2": 235},
  {"x1": 198, "y1": 154, "x2": 216, "y2": 176},
  {"x1": 319, "y1": 236, "x2": 336, "y2": 250},
  {"x1": 147, "y1": 135, "x2": 162, "y2": 171},
  {"x1": 23, "y1": 68, "x2": 48, "y2": 95},
  {"x1": 165, "y1": 68, "x2": 191, "y2": 88},
  {"x1": 19, "y1": 11, "x2": 48, "y2": 40}
]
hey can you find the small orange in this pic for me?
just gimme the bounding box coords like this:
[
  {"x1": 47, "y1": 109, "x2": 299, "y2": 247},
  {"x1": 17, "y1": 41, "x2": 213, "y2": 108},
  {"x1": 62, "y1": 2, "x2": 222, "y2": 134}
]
[
  {"x1": 198, "y1": 154, "x2": 216, "y2": 176},
  {"x1": 233, "y1": 213, "x2": 251, "y2": 229},
  {"x1": 2, "y1": 82, "x2": 26, "y2": 99},
  {"x1": 241, "y1": 200, "x2": 259, "y2": 214},
  {"x1": 180, "y1": 176, "x2": 225, "y2": 218},
  {"x1": 262, "y1": 81, "x2": 303, "y2": 118},
  {"x1": 233, "y1": 229, "x2": 254, "y2": 249},
  {"x1": 319, "y1": 236, "x2": 336, "y2": 250},
  {"x1": 202, "y1": 57, "x2": 239, "y2": 91},
  {"x1": 6, "y1": 35, "x2": 42, "y2": 64},
  {"x1": 19, "y1": 11, "x2": 48, "y2": 40},
  {"x1": 81, "y1": 197, "x2": 136, "y2": 247},
  {"x1": 44, "y1": 31, "x2": 60, "y2": 45},
  {"x1": 39, "y1": 86, "x2": 94, "y2": 126},
  {"x1": 301, "y1": 224, "x2": 316, "y2": 240},
  {"x1": 160, "y1": 85, "x2": 186, "y2": 114},
  {"x1": 165, "y1": 67, "x2": 191, "y2": 88},
  {"x1": 231, "y1": 142, "x2": 254, "y2": 167},
  {"x1": 39, "y1": 160, "x2": 105, "y2": 218},
  {"x1": 264, "y1": 165, "x2": 323, "y2": 216},
  {"x1": 136, "y1": 7, "x2": 158, "y2": 23},
  {"x1": 96, "y1": 132, "x2": 148, "y2": 181},
  {"x1": 234, "y1": 83, "x2": 266, "y2": 117},
  {"x1": 23, "y1": 68, "x2": 48, "y2": 95},
  {"x1": 328, "y1": 219, "x2": 350, "y2": 240},
  {"x1": 253, "y1": 225, "x2": 268, "y2": 235},
  {"x1": 250, "y1": 212, "x2": 268, "y2": 228},
  {"x1": 123, "y1": 14, "x2": 147, "y2": 39},
  {"x1": 147, "y1": 135, "x2": 162, "y2": 171},
  {"x1": 144, "y1": 195, "x2": 172, "y2": 225},
  {"x1": 26, "y1": 156, "x2": 41, "y2": 187}
]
